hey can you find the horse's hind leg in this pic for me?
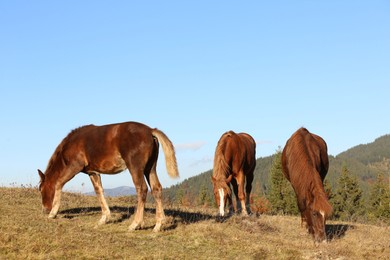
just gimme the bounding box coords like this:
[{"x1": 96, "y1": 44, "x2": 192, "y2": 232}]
[
  {"x1": 128, "y1": 166, "x2": 148, "y2": 231},
  {"x1": 230, "y1": 178, "x2": 238, "y2": 214},
  {"x1": 245, "y1": 171, "x2": 254, "y2": 215},
  {"x1": 89, "y1": 173, "x2": 111, "y2": 225},
  {"x1": 145, "y1": 166, "x2": 165, "y2": 232},
  {"x1": 236, "y1": 171, "x2": 249, "y2": 216}
]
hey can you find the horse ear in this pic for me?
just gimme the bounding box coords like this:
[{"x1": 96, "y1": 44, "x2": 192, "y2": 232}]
[{"x1": 38, "y1": 169, "x2": 45, "y2": 182}]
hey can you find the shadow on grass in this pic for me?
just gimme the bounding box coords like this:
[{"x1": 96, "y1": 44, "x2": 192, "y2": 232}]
[
  {"x1": 59, "y1": 206, "x2": 214, "y2": 229},
  {"x1": 326, "y1": 223, "x2": 355, "y2": 240}
]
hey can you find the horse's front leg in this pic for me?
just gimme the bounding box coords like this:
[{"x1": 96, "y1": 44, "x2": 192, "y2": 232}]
[
  {"x1": 89, "y1": 173, "x2": 111, "y2": 225},
  {"x1": 48, "y1": 171, "x2": 76, "y2": 219},
  {"x1": 48, "y1": 187, "x2": 62, "y2": 219}
]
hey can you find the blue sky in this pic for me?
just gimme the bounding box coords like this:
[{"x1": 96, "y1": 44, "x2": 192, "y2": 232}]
[{"x1": 1, "y1": 1, "x2": 389, "y2": 192}]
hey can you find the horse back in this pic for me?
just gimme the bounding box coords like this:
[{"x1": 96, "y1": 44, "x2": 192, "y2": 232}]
[
  {"x1": 282, "y1": 128, "x2": 328, "y2": 185},
  {"x1": 219, "y1": 131, "x2": 256, "y2": 174},
  {"x1": 60, "y1": 122, "x2": 156, "y2": 174}
]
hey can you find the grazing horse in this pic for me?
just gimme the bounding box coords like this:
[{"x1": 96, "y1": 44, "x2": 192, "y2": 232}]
[
  {"x1": 282, "y1": 127, "x2": 332, "y2": 243},
  {"x1": 212, "y1": 131, "x2": 256, "y2": 217},
  {"x1": 38, "y1": 121, "x2": 179, "y2": 232}
]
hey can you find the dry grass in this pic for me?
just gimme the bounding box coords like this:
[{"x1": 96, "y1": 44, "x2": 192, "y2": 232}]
[{"x1": 1, "y1": 187, "x2": 389, "y2": 259}]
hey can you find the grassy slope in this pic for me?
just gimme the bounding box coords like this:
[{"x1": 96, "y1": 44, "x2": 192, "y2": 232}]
[{"x1": 1, "y1": 187, "x2": 389, "y2": 259}]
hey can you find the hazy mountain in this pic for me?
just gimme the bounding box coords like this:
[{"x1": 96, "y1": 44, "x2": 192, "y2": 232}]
[{"x1": 85, "y1": 186, "x2": 136, "y2": 197}]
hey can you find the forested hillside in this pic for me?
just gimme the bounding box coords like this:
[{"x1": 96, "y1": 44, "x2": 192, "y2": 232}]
[
  {"x1": 338, "y1": 134, "x2": 390, "y2": 164},
  {"x1": 162, "y1": 134, "x2": 390, "y2": 223},
  {"x1": 328, "y1": 134, "x2": 390, "y2": 191}
]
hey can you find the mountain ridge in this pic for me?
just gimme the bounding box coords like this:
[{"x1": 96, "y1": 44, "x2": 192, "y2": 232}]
[{"x1": 85, "y1": 185, "x2": 136, "y2": 197}]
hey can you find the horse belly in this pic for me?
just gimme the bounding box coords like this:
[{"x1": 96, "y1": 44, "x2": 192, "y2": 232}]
[{"x1": 87, "y1": 154, "x2": 127, "y2": 174}]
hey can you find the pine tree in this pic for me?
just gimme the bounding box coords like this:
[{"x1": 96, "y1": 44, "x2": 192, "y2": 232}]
[
  {"x1": 323, "y1": 179, "x2": 333, "y2": 201},
  {"x1": 267, "y1": 150, "x2": 298, "y2": 215},
  {"x1": 368, "y1": 173, "x2": 390, "y2": 223},
  {"x1": 331, "y1": 164, "x2": 365, "y2": 221},
  {"x1": 175, "y1": 185, "x2": 185, "y2": 205},
  {"x1": 197, "y1": 184, "x2": 212, "y2": 206}
]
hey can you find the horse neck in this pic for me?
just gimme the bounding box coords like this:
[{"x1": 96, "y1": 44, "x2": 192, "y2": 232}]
[
  {"x1": 45, "y1": 151, "x2": 66, "y2": 185},
  {"x1": 43, "y1": 167, "x2": 62, "y2": 191}
]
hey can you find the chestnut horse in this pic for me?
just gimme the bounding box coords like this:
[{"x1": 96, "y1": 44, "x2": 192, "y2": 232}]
[
  {"x1": 38, "y1": 121, "x2": 179, "y2": 232},
  {"x1": 212, "y1": 131, "x2": 256, "y2": 217},
  {"x1": 282, "y1": 127, "x2": 332, "y2": 243}
]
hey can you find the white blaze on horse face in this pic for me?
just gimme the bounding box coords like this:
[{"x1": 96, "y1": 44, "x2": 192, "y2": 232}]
[
  {"x1": 320, "y1": 210, "x2": 325, "y2": 220},
  {"x1": 218, "y1": 188, "x2": 225, "y2": 216}
]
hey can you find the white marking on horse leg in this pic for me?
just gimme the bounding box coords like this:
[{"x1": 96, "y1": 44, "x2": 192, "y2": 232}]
[
  {"x1": 153, "y1": 222, "x2": 162, "y2": 233},
  {"x1": 153, "y1": 198, "x2": 165, "y2": 232},
  {"x1": 149, "y1": 170, "x2": 165, "y2": 232},
  {"x1": 129, "y1": 206, "x2": 145, "y2": 231},
  {"x1": 96, "y1": 192, "x2": 111, "y2": 225},
  {"x1": 129, "y1": 221, "x2": 139, "y2": 231},
  {"x1": 129, "y1": 207, "x2": 145, "y2": 231},
  {"x1": 89, "y1": 173, "x2": 111, "y2": 225},
  {"x1": 129, "y1": 186, "x2": 147, "y2": 231},
  {"x1": 240, "y1": 200, "x2": 248, "y2": 216},
  {"x1": 49, "y1": 189, "x2": 62, "y2": 219},
  {"x1": 218, "y1": 188, "x2": 225, "y2": 216}
]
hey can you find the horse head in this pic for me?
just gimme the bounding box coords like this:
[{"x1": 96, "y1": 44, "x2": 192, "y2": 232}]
[
  {"x1": 304, "y1": 209, "x2": 326, "y2": 243},
  {"x1": 308, "y1": 194, "x2": 333, "y2": 244},
  {"x1": 38, "y1": 169, "x2": 55, "y2": 214},
  {"x1": 212, "y1": 175, "x2": 232, "y2": 216}
]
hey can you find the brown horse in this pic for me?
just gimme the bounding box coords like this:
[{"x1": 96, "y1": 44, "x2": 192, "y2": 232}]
[
  {"x1": 38, "y1": 121, "x2": 179, "y2": 232},
  {"x1": 212, "y1": 131, "x2": 256, "y2": 217},
  {"x1": 281, "y1": 127, "x2": 332, "y2": 243}
]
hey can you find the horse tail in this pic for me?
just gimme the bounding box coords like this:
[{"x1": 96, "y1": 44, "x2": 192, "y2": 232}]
[{"x1": 152, "y1": 129, "x2": 179, "y2": 178}]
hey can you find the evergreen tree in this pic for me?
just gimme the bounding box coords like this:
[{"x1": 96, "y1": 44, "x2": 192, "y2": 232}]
[
  {"x1": 368, "y1": 173, "x2": 390, "y2": 223},
  {"x1": 175, "y1": 185, "x2": 185, "y2": 205},
  {"x1": 197, "y1": 184, "x2": 212, "y2": 206},
  {"x1": 331, "y1": 164, "x2": 365, "y2": 221},
  {"x1": 267, "y1": 150, "x2": 298, "y2": 215},
  {"x1": 323, "y1": 179, "x2": 333, "y2": 201}
]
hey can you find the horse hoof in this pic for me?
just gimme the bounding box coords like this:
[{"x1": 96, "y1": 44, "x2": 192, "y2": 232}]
[
  {"x1": 128, "y1": 222, "x2": 139, "y2": 232},
  {"x1": 48, "y1": 214, "x2": 56, "y2": 219},
  {"x1": 98, "y1": 220, "x2": 106, "y2": 226},
  {"x1": 98, "y1": 215, "x2": 110, "y2": 225}
]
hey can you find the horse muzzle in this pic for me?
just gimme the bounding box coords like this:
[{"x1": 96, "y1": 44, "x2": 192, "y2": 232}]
[{"x1": 215, "y1": 215, "x2": 227, "y2": 223}]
